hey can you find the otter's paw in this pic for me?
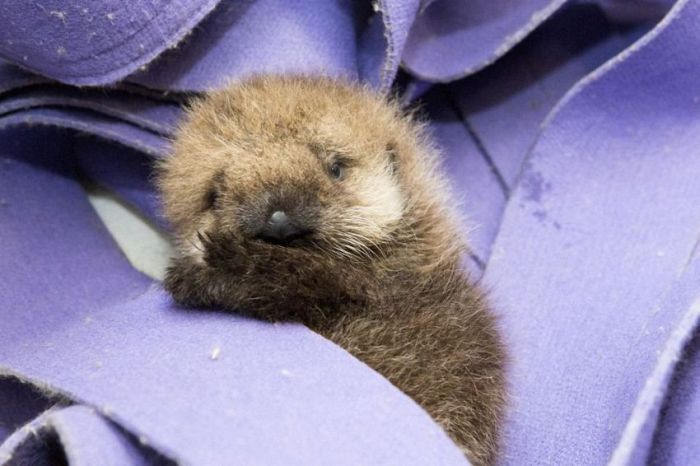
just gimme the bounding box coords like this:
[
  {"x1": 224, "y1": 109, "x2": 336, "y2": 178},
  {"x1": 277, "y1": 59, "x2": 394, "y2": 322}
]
[{"x1": 163, "y1": 256, "x2": 217, "y2": 308}]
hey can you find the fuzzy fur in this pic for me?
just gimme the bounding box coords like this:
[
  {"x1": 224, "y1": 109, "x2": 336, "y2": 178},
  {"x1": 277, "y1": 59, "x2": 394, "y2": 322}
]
[{"x1": 157, "y1": 76, "x2": 505, "y2": 465}]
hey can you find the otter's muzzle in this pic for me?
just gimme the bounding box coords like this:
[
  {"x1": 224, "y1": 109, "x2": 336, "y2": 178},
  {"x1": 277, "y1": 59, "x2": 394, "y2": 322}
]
[{"x1": 256, "y1": 210, "x2": 311, "y2": 245}]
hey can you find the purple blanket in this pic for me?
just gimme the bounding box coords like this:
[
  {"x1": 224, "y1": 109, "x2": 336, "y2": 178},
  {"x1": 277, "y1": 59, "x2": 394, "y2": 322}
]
[{"x1": 1, "y1": 0, "x2": 698, "y2": 464}]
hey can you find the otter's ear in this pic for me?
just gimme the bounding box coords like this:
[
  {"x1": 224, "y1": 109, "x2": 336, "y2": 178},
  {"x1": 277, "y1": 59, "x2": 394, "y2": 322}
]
[
  {"x1": 386, "y1": 142, "x2": 398, "y2": 176},
  {"x1": 203, "y1": 170, "x2": 225, "y2": 211}
]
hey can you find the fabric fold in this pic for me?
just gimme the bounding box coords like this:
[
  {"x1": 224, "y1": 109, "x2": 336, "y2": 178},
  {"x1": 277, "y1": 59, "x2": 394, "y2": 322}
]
[
  {"x1": 1, "y1": 0, "x2": 698, "y2": 464},
  {"x1": 0, "y1": 405, "x2": 166, "y2": 466},
  {"x1": 483, "y1": 0, "x2": 700, "y2": 462},
  {"x1": 0, "y1": 126, "x2": 467, "y2": 465},
  {"x1": 0, "y1": 0, "x2": 221, "y2": 87},
  {"x1": 402, "y1": 0, "x2": 567, "y2": 82}
]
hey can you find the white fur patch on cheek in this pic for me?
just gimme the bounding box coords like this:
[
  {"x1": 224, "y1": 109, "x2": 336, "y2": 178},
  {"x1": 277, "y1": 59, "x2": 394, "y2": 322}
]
[{"x1": 355, "y1": 173, "x2": 404, "y2": 230}]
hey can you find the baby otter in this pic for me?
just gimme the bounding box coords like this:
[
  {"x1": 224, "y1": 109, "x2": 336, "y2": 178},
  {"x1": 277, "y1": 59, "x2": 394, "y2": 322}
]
[{"x1": 158, "y1": 76, "x2": 505, "y2": 465}]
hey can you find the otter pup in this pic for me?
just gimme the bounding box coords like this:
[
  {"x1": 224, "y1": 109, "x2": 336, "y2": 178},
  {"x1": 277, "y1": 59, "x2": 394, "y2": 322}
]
[{"x1": 158, "y1": 76, "x2": 505, "y2": 465}]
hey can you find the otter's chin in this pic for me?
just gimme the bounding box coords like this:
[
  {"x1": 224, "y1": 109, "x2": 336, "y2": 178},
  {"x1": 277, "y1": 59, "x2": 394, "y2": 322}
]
[{"x1": 251, "y1": 232, "x2": 315, "y2": 248}]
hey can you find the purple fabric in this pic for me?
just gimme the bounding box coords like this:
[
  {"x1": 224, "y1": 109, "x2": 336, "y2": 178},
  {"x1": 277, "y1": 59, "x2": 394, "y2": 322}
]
[
  {"x1": 129, "y1": 0, "x2": 370, "y2": 91},
  {"x1": 0, "y1": 108, "x2": 169, "y2": 157},
  {"x1": 649, "y1": 329, "x2": 700, "y2": 465},
  {"x1": 449, "y1": 4, "x2": 651, "y2": 189},
  {"x1": 126, "y1": 0, "x2": 423, "y2": 93},
  {"x1": 1, "y1": 0, "x2": 699, "y2": 464},
  {"x1": 0, "y1": 61, "x2": 48, "y2": 94},
  {"x1": 596, "y1": 0, "x2": 676, "y2": 21},
  {"x1": 402, "y1": 0, "x2": 567, "y2": 82},
  {"x1": 1, "y1": 407, "x2": 63, "y2": 465},
  {"x1": 611, "y1": 262, "x2": 700, "y2": 465},
  {"x1": 480, "y1": 0, "x2": 700, "y2": 463},
  {"x1": 0, "y1": 0, "x2": 221, "y2": 86},
  {"x1": 0, "y1": 0, "x2": 420, "y2": 92},
  {"x1": 0, "y1": 127, "x2": 466, "y2": 464},
  {"x1": 75, "y1": 139, "x2": 166, "y2": 230},
  {"x1": 0, "y1": 87, "x2": 180, "y2": 136},
  {"x1": 0, "y1": 405, "x2": 161, "y2": 466},
  {"x1": 358, "y1": 0, "x2": 421, "y2": 89},
  {"x1": 426, "y1": 4, "x2": 654, "y2": 266},
  {"x1": 0, "y1": 378, "x2": 54, "y2": 445}
]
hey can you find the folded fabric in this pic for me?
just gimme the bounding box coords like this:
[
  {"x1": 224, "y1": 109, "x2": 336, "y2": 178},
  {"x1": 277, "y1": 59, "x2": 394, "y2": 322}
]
[
  {"x1": 0, "y1": 86, "x2": 180, "y2": 136},
  {"x1": 0, "y1": 0, "x2": 221, "y2": 87},
  {"x1": 402, "y1": 0, "x2": 567, "y2": 82},
  {"x1": 425, "y1": 3, "x2": 650, "y2": 271},
  {"x1": 482, "y1": 0, "x2": 700, "y2": 463},
  {"x1": 0, "y1": 405, "x2": 163, "y2": 466},
  {"x1": 1, "y1": 0, "x2": 698, "y2": 464},
  {"x1": 0, "y1": 0, "x2": 421, "y2": 92},
  {"x1": 0, "y1": 126, "x2": 466, "y2": 464}
]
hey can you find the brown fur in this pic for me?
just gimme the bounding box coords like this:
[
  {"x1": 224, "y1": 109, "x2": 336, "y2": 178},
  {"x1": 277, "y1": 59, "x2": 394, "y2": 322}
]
[{"x1": 157, "y1": 76, "x2": 505, "y2": 465}]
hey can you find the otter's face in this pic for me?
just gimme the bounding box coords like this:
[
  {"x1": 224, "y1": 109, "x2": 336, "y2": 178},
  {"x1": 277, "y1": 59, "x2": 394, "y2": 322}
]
[
  {"x1": 160, "y1": 78, "x2": 412, "y2": 267},
  {"x1": 194, "y1": 135, "x2": 402, "y2": 261},
  {"x1": 159, "y1": 78, "x2": 451, "y2": 314}
]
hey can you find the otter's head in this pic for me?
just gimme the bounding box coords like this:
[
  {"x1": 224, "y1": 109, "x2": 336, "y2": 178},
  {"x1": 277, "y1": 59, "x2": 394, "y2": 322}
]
[{"x1": 159, "y1": 76, "x2": 440, "y2": 265}]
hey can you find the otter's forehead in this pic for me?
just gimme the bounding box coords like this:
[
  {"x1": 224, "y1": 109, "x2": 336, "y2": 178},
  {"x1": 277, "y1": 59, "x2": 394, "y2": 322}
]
[{"x1": 202, "y1": 77, "x2": 401, "y2": 152}]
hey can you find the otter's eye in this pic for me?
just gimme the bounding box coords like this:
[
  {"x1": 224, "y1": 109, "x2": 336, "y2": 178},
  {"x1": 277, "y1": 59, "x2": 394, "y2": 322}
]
[
  {"x1": 329, "y1": 161, "x2": 345, "y2": 180},
  {"x1": 204, "y1": 187, "x2": 219, "y2": 210}
]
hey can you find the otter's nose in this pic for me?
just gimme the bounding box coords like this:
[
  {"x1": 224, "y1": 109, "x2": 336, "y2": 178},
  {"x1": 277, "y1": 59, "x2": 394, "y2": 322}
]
[{"x1": 257, "y1": 210, "x2": 309, "y2": 244}]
